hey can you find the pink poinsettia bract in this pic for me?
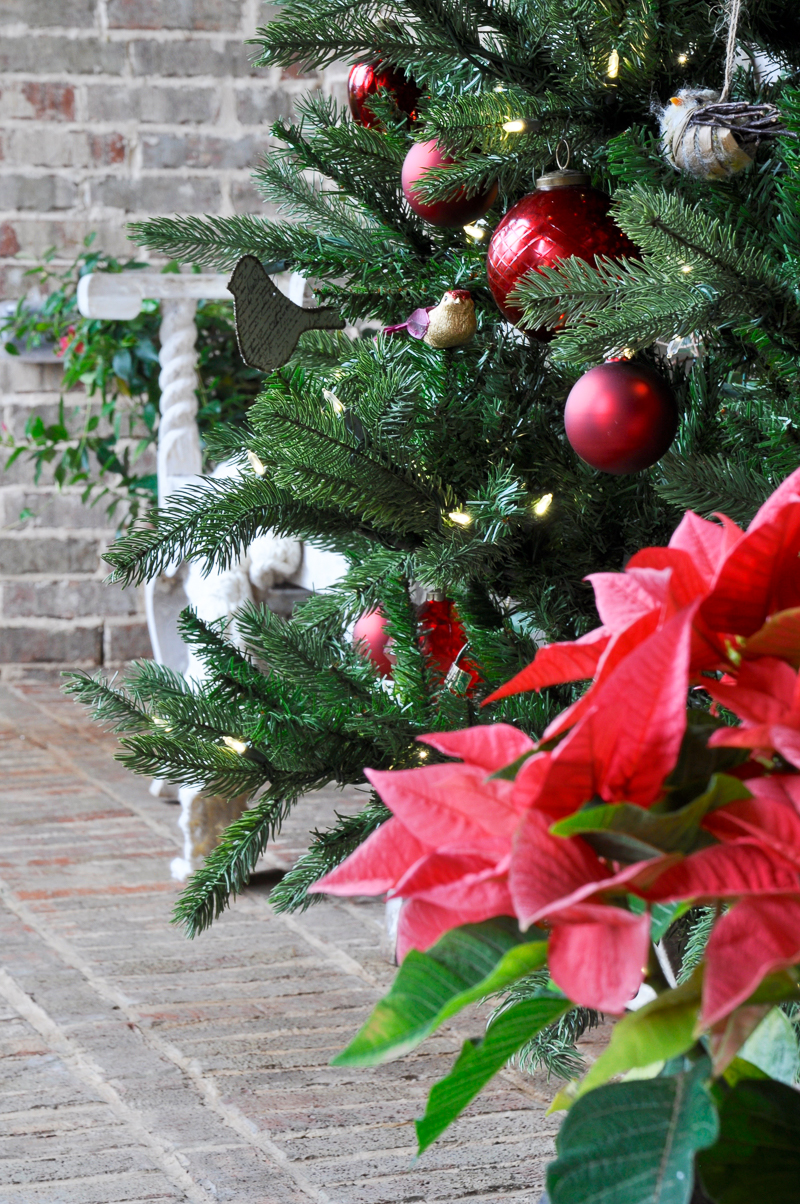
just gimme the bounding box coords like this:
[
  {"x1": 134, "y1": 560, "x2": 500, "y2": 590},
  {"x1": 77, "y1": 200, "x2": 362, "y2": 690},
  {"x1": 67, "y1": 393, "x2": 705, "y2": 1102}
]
[{"x1": 312, "y1": 467, "x2": 800, "y2": 1032}]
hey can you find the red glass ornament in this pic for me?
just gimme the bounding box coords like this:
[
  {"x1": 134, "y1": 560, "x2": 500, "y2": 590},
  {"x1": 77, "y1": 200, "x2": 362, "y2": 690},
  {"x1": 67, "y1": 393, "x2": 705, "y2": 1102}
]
[
  {"x1": 401, "y1": 139, "x2": 498, "y2": 228},
  {"x1": 353, "y1": 608, "x2": 393, "y2": 677},
  {"x1": 486, "y1": 170, "x2": 638, "y2": 332},
  {"x1": 417, "y1": 597, "x2": 481, "y2": 694},
  {"x1": 348, "y1": 61, "x2": 421, "y2": 129},
  {"x1": 564, "y1": 360, "x2": 678, "y2": 474}
]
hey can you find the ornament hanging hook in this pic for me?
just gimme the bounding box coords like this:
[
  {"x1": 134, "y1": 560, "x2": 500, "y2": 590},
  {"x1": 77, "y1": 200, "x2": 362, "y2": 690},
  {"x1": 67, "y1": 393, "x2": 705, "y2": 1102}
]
[
  {"x1": 719, "y1": 0, "x2": 744, "y2": 102},
  {"x1": 555, "y1": 138, "x2": 571, "y2": 171}
]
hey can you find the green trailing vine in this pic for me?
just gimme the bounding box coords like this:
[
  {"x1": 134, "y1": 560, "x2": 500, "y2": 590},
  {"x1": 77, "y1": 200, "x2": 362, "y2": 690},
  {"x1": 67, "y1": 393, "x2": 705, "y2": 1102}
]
[{"x1": 1, "y1": 235, "x2": 262, "y2": 525}]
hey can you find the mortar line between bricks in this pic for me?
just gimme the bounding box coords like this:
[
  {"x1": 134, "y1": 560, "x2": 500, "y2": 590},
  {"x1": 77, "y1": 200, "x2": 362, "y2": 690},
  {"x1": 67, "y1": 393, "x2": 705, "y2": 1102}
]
[
  {"x1": 0, "y1": 689, "x2": 345, "y2": 1200},
  {"x1": 0, "y1": 965, "x2": 214, "y2": 1204},
  {"x1": 0, "y1": 871, "x2": 333, "y2": 1204},
  {"x1": 6, "y1": 684, "x2": 380, "y2": 989},
  {"x1": 0, "y1": 27, "x2": 258, "y2": 44},
  {"x1": 5, "y1": 683, "x2": 182, "y2": 846},
  {"x1": 4, "y1": 684, "x2": 553, "y2": 1110}
]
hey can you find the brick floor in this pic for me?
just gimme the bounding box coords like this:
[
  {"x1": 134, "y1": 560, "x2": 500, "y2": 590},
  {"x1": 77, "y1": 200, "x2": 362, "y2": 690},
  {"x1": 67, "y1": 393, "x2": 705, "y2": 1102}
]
[{"x1": 0, "y1": 681, "x2": 563, "y2": 1204}]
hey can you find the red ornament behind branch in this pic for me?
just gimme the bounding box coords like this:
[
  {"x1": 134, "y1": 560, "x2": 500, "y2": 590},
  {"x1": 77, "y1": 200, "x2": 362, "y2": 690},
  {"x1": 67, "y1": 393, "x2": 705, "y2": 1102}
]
[
  {"x1": 401, "y1": 140, "x2": 498, "y2": 228},
  {"x1": 418, "y1": 596, "x2": 481, "y2": 694},
  {"x1": 486, "y1": 168, "x2": 637, "y2": 335},
  {"x1": 348, "y1": 61, "x2": 421, "y2": 128},
  {"x1": 352, "y1": 608, "x2": 393, "y2": 677}
]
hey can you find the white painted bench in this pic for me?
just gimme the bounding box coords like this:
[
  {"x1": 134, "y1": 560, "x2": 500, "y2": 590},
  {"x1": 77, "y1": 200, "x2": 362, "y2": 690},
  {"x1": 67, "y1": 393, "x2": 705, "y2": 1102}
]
[{"x1": 78, "y1": 269, "x2": 349, "y2": 880}]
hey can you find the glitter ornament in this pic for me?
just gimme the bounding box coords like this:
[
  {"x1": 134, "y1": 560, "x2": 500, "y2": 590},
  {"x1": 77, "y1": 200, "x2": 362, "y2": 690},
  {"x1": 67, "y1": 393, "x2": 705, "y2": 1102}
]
[
  {"x1": 352, "y1": 608, "x2": 393, "y2": 677},
  {"x1": 382, "y1": 289, "x2": 476, "y2": 347},
  {"x1": 418, "y1": 596, "x2": 481, "y2": 694},
  {"x1": 424, "y1": 290, "x2": 477, "y2": 348},
  {"x1": 347, "y1": 60, "x2": 420, "y2": 129},
  {"x1": 564, "y1": 360, "x2": 678, "y2": 475},
  {"x1": 486, "y1": 169, "x2": 637, "y2": 333},
  {"x1": 402, "y1": 140, "x2": 498, "y2": 228}
]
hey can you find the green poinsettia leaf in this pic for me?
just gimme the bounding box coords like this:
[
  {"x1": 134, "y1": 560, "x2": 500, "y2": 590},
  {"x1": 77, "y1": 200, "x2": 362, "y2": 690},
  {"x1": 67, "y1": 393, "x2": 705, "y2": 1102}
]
[
  {"x1": 416, "y1": 996, "x2": 568, "y2": 1153},
  {"x1": 576, "y1": 977, "x2": 702, "y2": 1100},
  {"x1": 666, "y1": 714, "x2": 750, "y2": 797},
  {"x1": 737, "y1": 1008, "x2": 800, "y2": 1086},
  {"x1": 720, "y1": 1056, "x2": 770, "y2": 1088},
  {"x1": 550, "y1": 774, "x2": 750, "y2": 861},
  {"x1": 745, "y1": 968, "x2": 800, "y2": 1007},
  {"x1": 332, "y1": 917, "x2": 547, "y2": 1067},
  {"x1": 742, "y1": 607, "x2": 800, "y2": 668},
  {"x1": 650, "y1": 901, "x2": 692, "y2": 942},
  {"x1": 698, "y1": 1079, "x2": 800, "y2": 1203},
  {"x1": 548, "y1": 1062, "x2": 719, "y2": 1204}
]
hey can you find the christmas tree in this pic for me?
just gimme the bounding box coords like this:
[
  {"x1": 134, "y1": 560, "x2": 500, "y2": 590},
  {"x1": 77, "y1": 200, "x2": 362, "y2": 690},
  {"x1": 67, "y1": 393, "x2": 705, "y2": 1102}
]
[{"x1": 69, "y1": 0, "x2": 800, "y2": 969}]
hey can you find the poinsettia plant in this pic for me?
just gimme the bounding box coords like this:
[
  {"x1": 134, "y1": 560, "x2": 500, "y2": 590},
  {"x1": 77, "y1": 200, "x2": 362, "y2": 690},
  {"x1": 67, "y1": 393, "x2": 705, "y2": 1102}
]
[{"x1": 311, "y1": 467, "x2": 800, "y2": 1204}]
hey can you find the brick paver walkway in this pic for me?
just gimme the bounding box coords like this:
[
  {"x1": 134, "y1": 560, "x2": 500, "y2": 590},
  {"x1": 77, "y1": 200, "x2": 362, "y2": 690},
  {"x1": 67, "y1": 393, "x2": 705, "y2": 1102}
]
[{"x1": 0, "y1": 681, "x2": 561, "y2": 1204}]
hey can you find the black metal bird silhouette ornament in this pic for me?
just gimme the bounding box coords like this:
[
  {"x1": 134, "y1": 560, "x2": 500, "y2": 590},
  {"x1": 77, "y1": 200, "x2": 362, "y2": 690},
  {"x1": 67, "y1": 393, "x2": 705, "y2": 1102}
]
[{"x1": 227, "y1": 255, "x2": 345, "y2": 373}]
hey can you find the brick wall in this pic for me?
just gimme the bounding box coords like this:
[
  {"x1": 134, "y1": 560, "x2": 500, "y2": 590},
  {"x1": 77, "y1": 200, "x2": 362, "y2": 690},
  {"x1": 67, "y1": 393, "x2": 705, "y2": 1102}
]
[{"x1": 0, "y1": 1, "x2": 347, "y2": 679}]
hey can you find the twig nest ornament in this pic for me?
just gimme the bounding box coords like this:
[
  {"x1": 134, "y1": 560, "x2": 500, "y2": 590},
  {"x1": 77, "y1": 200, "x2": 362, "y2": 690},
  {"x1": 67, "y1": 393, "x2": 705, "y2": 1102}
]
[
  {"x1": 423, "y1": 290, "x2": 476, "y2": 348},
  {"x1": 660, "y1": 88, "x2": 757, "y2": 178}
]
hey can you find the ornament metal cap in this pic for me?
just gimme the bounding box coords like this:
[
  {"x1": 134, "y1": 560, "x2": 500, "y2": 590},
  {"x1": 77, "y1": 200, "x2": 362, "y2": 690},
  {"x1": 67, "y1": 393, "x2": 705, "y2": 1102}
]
[
  {"x1": 443, "y1": 641, "x2": 472, "y2": 695},
  {"x1": 535, "y1": 168, "x2": 590, "y2": 190},
  {"x1": 444, "y1": 663, "x2": 473, "y2": 696}
]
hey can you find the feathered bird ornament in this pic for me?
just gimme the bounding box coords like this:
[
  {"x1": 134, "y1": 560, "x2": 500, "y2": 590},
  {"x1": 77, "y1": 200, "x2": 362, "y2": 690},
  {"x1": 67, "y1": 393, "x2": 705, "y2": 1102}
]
[
  {"x1": 659, "y1": 88, "x2": 791, "y2": 179},
  {"x1": 227, "y1": 255, "x2": 344, "y2": 373}
]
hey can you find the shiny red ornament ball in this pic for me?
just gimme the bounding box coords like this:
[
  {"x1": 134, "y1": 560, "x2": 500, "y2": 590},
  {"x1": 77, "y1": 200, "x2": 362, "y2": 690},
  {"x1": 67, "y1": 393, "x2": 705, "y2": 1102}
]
[
  {"x1": 348, "y1": 61, "x2": 421, "y2": 129},
  {"x1": 417, "y1": 597, "x2": 481, "y2": 694},
  {"x1": 487, "y1": 172, "x2": 638, "y2": 332},
  {"x1": 402, "y1": 139, "x2": 498, "y2": 228},
  {"x1": 353, "y1": 608, "x2": 393, "y2": 677},
  {"x1": 564, "y1": 360, "x2": 678, "y2": 475}
]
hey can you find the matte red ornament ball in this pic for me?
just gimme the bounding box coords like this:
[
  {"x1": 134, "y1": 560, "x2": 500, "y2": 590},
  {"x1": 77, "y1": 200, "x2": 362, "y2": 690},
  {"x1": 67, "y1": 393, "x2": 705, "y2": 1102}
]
[
  {"x1": 352, "y1": 608, "x2": 393, "y2": 677},
  {"x1": 402, "y1": 139, "x2": 498, "y2": 228},
  {"x1": 347, "y1": 61, "x2": 421, "y2": 128},
  {"x1": 564, "y1": 360, "x2": 678, "y2": 475},
  {"x1": 487, "y1": 174, "x2": 638, "y2": 331},
  {"x1": 417, "y1": 597, "x2": 481, "y2": 694}
]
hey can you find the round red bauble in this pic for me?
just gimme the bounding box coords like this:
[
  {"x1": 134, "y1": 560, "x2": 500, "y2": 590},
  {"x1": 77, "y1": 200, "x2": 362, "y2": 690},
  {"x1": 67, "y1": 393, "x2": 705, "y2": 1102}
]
[
  {"x1": 486, "y1": 170, "x2": 638, "y2": 332},
  {"x1": 348, "y1": 61, "x2": 421, "y2": 129},
  {"x1": 417, "y1": 597, "x2": 481, "y2": 694},
  {"x1": 401, "y1": 140, "x2": 498, "y2": 228},
  {"x1": 564, "y1": 360, "x2": 678, "y2": 474},
  {"x1": 353, "y1": 608, "x2": 393, "y2": 677}
]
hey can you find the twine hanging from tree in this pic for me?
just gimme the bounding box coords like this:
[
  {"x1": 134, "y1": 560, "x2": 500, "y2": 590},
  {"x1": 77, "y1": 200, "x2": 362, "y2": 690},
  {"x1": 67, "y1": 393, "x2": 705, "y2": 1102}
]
[
  {"x1": 659, "y1": 0, "x2": 793, "y2": 178},
  {"x1": 718, "y1": 0, "x2": 743, "y2": 102}
]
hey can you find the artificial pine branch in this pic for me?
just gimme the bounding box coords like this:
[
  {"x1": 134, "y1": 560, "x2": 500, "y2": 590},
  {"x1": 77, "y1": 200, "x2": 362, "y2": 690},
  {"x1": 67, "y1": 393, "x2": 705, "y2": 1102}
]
[
  {"x1": 173, "y1": 788, "x2": 302, "y2": 936},
  {"x1": 268, "y1": 797, "x2": 390, "y2": 913},
  {"x1": 490, "y1": 970, "x2": 600, "y2": 1081},
  {"x1": 654, "y1": 452, "x2": 772, "y2": 525}
]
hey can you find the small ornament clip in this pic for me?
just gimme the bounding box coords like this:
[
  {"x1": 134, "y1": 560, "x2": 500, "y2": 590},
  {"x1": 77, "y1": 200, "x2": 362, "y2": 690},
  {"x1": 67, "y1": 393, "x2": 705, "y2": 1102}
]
[{"x1": 444, "y1": 643, "x2": 473, "y2": 696}]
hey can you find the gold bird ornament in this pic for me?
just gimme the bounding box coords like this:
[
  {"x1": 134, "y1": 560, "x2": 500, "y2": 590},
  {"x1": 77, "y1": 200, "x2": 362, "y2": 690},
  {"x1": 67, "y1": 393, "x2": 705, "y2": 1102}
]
[
  {"x1": 659, "y1": 88, "x2": 791, "y2": 179},
  {"x1": 422, "y1": 289, "x2": 477, "y2": 348}
]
